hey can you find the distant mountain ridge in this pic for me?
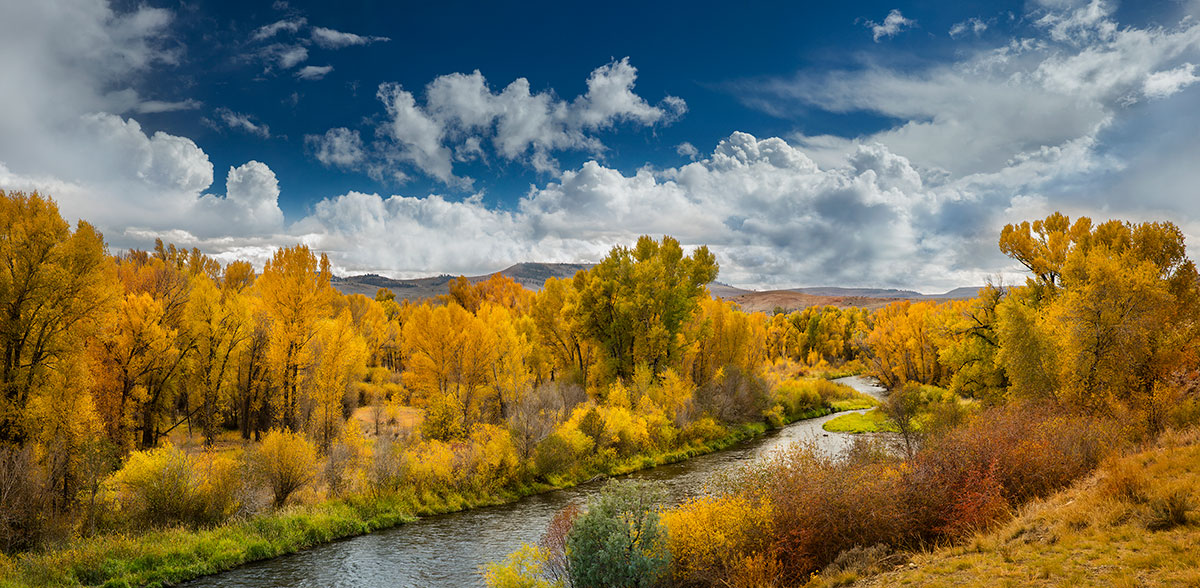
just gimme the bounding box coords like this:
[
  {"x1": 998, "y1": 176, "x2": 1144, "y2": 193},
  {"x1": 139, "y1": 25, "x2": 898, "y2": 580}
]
[
  {"x1": 788, "y1": 286, "x2": 982, "y2": 299},
  {"x1": 331, "y1": 262, "x2": 981, "y2": 312}
]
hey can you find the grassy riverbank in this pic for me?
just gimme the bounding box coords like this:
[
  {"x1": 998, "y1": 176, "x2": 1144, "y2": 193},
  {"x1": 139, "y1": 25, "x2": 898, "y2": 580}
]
[
  {"x1": 840, "y1": 428, "x2": 1200, "y2": 588},
  {"x1": 0, "y1": 383, "x2": 878, "y2": 588}
]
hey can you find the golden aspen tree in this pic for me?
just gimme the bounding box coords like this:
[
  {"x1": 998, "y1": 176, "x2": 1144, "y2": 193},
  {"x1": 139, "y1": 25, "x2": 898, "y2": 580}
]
[
  {"x1": 478, "y1": 302, "x2": 534, "y2": 419},
  {"x1": 257, "y1": 245, "x2": 338, "y2": 431},
  {"x1": 530, "y1": 277, "x2": 594, "y2": 386},
  {"x1": 310, "y1": 309, "x2": 367, "y2": 452},
  {"x1": 92, "y1": 292, "x2": 176, "y2": 450},
  {"x1": 0, "y1": 191, "x2": 116, "y2": 446},
  {"x1": 402, "y1": 302, "x2": 495, "y2": 437},
  {"x1": 183, "y1": 274, "x2": 250, "y2": 445},
  {"x1": 574, "y1": 235, "x2": 718, "y2": 382}
]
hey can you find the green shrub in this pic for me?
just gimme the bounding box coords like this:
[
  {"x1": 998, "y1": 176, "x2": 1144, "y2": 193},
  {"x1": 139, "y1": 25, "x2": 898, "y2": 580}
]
[{"x1": 567, "y1": 480, "x2": 670, "y2": 588}]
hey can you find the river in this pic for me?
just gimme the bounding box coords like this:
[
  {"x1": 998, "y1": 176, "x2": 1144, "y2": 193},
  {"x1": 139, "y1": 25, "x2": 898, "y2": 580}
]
[{"x1": 183, "y1": 376, "x2": 886, "y2": 588}]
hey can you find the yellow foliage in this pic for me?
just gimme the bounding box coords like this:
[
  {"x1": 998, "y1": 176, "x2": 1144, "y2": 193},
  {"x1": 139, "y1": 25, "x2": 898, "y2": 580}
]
[
  {"x1": 662, "y1": 494, "x2": 774, "y2": 586},
  {"x1": 483, "y1": 543, "x2": 561, "y2": 588},
  {"x1": 405, "y1": 440, "x2": 458, "y2": 492}
]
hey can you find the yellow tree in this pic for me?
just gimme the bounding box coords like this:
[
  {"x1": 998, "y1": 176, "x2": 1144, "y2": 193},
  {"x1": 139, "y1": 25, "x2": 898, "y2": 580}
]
[
  {"x1": 0, "y1": 191, "x2": 116, "y2": 446},
  {"x1": 401, "y1": 302, "x2": 495, "y2": 437},
  {"x1": 92, "y1": 293, "x2": 176, "y2": 450},
  {"x1": 863, "y1": 300, "x2": 950, "y2": 389},
  {"x1": 478, "y1": 302, "x2": 535, "y2": 419},
  {"x1": 998, "y1": 213, "x2": 1199, "y2": 422},
  {"x1": 530, "y1": 277, "x2": 594, "y2": 386},
  {"x1": 183, "y1": 274, "x2": 250, "y2": 445},
  {"x1": 573, "y1": 235, "x2": 718, "y2": 382},
  {"x1": 310, "y1": 309, "x2": 367, "y2": 452},
  {"x1": 257, "y1": 245, "x2": 338, "y2": 431}
]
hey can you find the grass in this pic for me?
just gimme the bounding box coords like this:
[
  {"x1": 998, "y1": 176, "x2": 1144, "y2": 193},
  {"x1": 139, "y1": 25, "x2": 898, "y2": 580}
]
[
  {"x1": 0, "y1": 416, "x2": 791, "y2": 588},
  {"x1": 831, "y1": 427, "x2": 1200, "y2": 588},
  {"x1": 823, "y1": 408, "x2": 897, "y2": 434}
]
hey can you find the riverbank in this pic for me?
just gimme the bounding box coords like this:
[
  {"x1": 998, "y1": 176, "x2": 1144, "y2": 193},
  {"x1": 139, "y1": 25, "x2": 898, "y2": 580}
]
[
  {"x1": 0, "y1": 380, "x2": 877, "y2": 588},
  {"x1": 844, "y1": 427, "x2": 1200, "y2": 588}
]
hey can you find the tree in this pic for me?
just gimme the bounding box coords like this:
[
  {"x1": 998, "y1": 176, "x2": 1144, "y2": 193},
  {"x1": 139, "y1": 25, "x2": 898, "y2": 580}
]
[
  {"x1": 402, "y1": 302, "x2": 496, "y2": 431},
  {"x1": 567, "y1": 480, "x2": 671, "y2": 588},
  {"x1": 310, "y1": 309, "x2": 367, "y2": 452},
  {"x1": 531, "y1": 277, "x2": 594, "y2": 387},
  {"x1": 257, "y1": 245, "x2": 338, "y2": 431},
  {"x1": 998, "y1": 213, "x2": 1200, "y2": 419},
  {"x1": 573, "y1": 235, "x2": 717, "y2": 382},
  {"x1": 0, "y1": 191, "x2": 116, "y2": 445},
  {"x1": 183, "y1": 275, "x2": 249, "y2": 445}
]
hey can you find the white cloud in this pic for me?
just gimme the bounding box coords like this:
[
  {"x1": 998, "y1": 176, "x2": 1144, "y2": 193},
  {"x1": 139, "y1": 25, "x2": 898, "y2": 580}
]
[
  {"x1": 213, "y1": 108, "x2": 271, "y2": 138},
  {"x1": 306, "y1": 127, "x2": 365, "y2": 169},
  {"x1": 949, "y1": 18, "x2": 987, "y2": 38},
  {"x1": 676, "y1": 142, "x2": 699, "y2": 160},
  {"x1": 867, "y1": 9, "x2": 915, "y2": 42},
  {"x1": 1143, "y1": 63, "x2": 1199, "y2": 99},
  {"x1": 252, "y1": 18, "x2": 306, "y2": 41},
  {"x1": 134, "y1": 99, "x2": 202, "y2": 113},
  {"x1": 0, "y1": 0, "x2": 285, "y2": 253},
  {"x1": 327, "y1": 58, "x2": 685, "y2": 185},
  {"x1": 264, "y1": 44, "x2": 308, "y2": 69},
  {"x1": 310, "y1": 26, "x2": 389, "y2": 48},
  {"x1": 296, "y1": 64, "x2": 333, "y2": 80}
]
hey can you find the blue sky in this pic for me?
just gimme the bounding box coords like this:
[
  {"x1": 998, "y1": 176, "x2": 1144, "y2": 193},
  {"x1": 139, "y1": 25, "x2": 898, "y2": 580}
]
[{"x1": 2, "y1": 0, "x2": 1199, "y2": 290}]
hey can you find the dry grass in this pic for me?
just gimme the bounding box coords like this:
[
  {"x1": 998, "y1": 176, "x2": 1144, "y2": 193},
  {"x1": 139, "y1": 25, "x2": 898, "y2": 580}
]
[{"x1": 850, "y1": 428, "x2": 1200, "y2": 588}]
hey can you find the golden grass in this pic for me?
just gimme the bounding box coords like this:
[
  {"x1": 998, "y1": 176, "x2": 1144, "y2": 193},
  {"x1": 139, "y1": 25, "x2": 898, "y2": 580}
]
[{"x1": 848, "y1": 428, "x2": 1200, "y2": 588}]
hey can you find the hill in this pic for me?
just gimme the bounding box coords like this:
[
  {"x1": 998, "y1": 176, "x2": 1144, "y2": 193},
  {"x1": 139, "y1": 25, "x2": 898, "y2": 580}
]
[
  {"x1": 847, "y1": 429, "x2": 1200, "y2": 588},
  {"x1": 331, "y1": 262, "x2": 593, "y2": 300},
  {"x1": 331, "y1": 262, "x2": 979, "y2": 312}
]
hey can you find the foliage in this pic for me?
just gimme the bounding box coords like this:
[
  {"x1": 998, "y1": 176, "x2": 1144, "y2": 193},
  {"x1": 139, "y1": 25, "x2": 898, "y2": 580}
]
[
  {"x1": 252, "y1": 429, "x2": 317, "y2": 508},
  {"x1": 566, "y1": 480, "x2": 671, "y2": 588},
  {"x1": 573, "y1": 235, "x2": 717, "y2": 380},
  {"x1": 484, "y1": 543, "x2": 563, "y2": 588}
]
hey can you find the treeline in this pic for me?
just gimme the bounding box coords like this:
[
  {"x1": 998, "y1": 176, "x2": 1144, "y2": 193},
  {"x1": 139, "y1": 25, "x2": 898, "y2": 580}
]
[
  {"x1": 0, "y1": 190, "x2": 868, "y2": 557},
  {"x1": 488, "y1": 211, "x2": 1200, "y2": 588}
]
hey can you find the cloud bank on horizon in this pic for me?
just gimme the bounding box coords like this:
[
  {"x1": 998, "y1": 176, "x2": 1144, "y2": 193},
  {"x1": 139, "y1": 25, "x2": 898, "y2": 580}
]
[{"x1": 1, "y1": 0, "x2": 1199, "y2": 292}]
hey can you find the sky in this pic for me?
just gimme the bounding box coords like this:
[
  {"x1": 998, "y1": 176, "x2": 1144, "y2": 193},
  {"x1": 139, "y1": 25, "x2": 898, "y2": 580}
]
[{"x1": 1, "y1": 0, "x2": 1199, "y2": 292}]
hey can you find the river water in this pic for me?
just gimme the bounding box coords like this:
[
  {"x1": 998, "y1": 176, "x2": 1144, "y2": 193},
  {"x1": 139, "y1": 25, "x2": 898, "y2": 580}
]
[{"x1": 184, "y1": 376, "x2": 886, "y2": 588}]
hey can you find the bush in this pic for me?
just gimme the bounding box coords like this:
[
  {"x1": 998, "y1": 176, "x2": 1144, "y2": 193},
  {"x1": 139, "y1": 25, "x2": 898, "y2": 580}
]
[
  {"x1": 369, "y1": 436, "x2": 408, "y2": 496},
  {"x1": 534, "y1": 433, "x2": 580, "y2": 479},
  {"x1": 1145, "y1": 489, "x2": 1193, "y2": 531},
  {"x1": 484, "y1": 544, "x2": 560, "y2": 588},
  {"x1": 0, "y1": 446, "x2": 50, "y2": 551},
  {"x1": 774, "y1": 379, "x2": 822, "y2": 417},
  {"x1": 567, "y1": 480, "x2": 671, "y2": 588},
  {"x1": 253, "y1": 429, "x2": 317, "y2": 508},
  {"x1": 111, "y1": 444, "x2": 205, "y2": 527},
  {"x1": 661, "y1": 494, "x2": 773, "y2": 586}
]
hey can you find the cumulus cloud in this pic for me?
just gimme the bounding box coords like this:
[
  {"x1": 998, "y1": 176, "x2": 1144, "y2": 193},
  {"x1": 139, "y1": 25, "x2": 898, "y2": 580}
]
[
  {"x1": 1143, "y1": 63, "x2": 1199, "y2": 99},
  {"x1": 866, "y1": 9, "x2": 915, "y2": 42},
  {"x1": 310, "y1": 26, "x2": 389, "y2": 48},
  {"x1": 296, "y1": 64, "x2": 333, "y2": 80},
  {"x1": 306, "y1": 127, "x2": 366, "y2": 169},
  {"x1": 0, "y1": 0, "x2": 286, "y2": 254},
  {"x1": 321, "y1": 58, "x2": 686, "y2": 185},
  {"x1": 676, "y1": 142, "x2": 699, "y2": 160}
]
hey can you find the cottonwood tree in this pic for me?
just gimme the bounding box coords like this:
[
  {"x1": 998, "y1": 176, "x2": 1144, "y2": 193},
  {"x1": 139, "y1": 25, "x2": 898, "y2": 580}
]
[
  {"x1": 257, "y1": 245, "x2": 337, "y2": 431},
  {"x1": 573, "y1": 235, "x2": 717, "y2": 383}
]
